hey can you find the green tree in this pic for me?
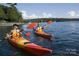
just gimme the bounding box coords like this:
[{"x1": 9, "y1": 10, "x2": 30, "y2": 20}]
[
  {"x1": 0, "y1": 5, "x2": 6, "y2": 20},
  {"x1": 6, "y1": 3, "x2": 23, "y2": 22},
  {"x1": 0, "y1": 3, "x2": 24, "y2": 22}
]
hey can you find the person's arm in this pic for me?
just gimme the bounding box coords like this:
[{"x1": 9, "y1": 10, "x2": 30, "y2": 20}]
[
  {"x1": 20, "y1": 29, "x2": 23, "y2": 34},
  {"x1": 5, "y1": 30, "x2": 12, "y2": 39},
  {"x1": 8, "y1": 30, "x2": 13, "y2": 38},
  {"x1": 18, "y1": 29, "x2": 23, "y2": 37}
]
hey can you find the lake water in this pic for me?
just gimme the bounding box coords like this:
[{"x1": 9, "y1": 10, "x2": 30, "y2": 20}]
[{"x1": 0, "y1": 21, "x2": 79, "y2": 56}]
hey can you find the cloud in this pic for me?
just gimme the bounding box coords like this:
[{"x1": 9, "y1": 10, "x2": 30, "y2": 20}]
[
  {"x1": 20, "y1": 10, "x2": 79, "y2": 19},
  {"x1": 42, "y1": 12, "x2": 52, "y2": 18},
  {"x1": 29, "y1": 14, "x2": 38, "y2": 19},
  {"x1": 20, "y1": 10, "x2": 28, "y2": 19},
  {"x1": 68, "y1": 10, "x2": 76, "y2": 17},
  {"x1": 67, "y1": 10, "x2": 79, "y2": 18},
  {"x1": 20, "y1": 10, "x2": 39, "y2": 19},
  {"x1": 20, "y1": 10, "x2": 53, "y2": 19},
  {"x1": 77, "y1": 11, "x2": 79, "y2": 16}
]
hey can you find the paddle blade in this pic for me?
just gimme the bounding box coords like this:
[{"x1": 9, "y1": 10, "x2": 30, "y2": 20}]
[
  {"x1": 27, "y1": 22, "x2": 37, "y2": 29},
  {"x1": 47, "y1": 20, "x2": 53, "y2": 24},
  {"x1": 25, "y1": 32, "x2": 31, "y2": 37}
]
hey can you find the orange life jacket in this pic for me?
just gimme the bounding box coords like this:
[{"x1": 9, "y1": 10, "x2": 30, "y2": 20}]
[
  {"x1": 12, "y1": 30, "x2": 20, "y2": 37},
  {"x1": 36, "y1": 27, "x2": 43, "y2": 33}
]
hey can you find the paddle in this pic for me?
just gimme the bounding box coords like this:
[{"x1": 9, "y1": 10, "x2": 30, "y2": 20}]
[
  {"x1": 27, "y1": 22, "x2": 37, "y2": 29},
  {"x1": 25, "y1": 32, "x2": 31, "y2": 37},
  {"x1": 26, "y1": 21, "x2": 53, "y2": 38},
  {"x1": 47, "y1": 20, "x2": 53, "y2": 24},
  {"x1": 43, "y1": 20, "x2": 53, "y2": 29},
  {"x1": 26, "y1": 22, "x2": 37, "y2": 37}
]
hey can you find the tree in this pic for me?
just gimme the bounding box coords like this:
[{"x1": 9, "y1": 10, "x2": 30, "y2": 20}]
[
  {"x1": 6, "y1": 3, "x2": 23, "y2": 22},
  {"x1": 0, "y1": 5, "x2": 6, "y2": 20},
  {"x1": 0, "y1": 3, "x2": 23, "y2": 22}
]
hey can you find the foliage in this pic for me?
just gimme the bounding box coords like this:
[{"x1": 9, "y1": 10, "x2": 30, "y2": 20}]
[
  {"x1": 0, "y1": 5, "x2": 6, "y2": 20},
  {"x1": 0, "y1": 3, "x2": 23, "y2": 22}
]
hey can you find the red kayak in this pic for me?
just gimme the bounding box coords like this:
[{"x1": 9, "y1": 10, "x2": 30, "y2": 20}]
[
  {"x1": 35, "y1": 31, "x2": 52, "y2": 41},
  {"x1": 7, "y1": 36, "x2": 52, "y2": 56}
]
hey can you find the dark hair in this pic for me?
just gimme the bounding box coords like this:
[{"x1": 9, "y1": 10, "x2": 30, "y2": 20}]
[{"x1": 12, "y1": 24, "x2": 19, "y2": 27}]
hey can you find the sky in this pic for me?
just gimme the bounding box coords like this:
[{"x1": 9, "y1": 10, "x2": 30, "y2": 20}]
[{"x1": 15, "y1": 3, "x2": 79, "y2": 19}]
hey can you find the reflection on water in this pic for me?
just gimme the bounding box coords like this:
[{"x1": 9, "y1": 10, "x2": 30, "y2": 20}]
[{"x1": 0, "y1": 21, "x2": 79, "y2": 56}]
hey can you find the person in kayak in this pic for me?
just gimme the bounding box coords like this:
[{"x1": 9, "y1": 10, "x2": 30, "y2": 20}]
[
  {"x1": 36, "y1": 22, "x2": 44, "y2": 33},
  {"x1": 6, "y1": 24, "x2": 22, "y2": 39},
  {"x1": 36, "y1": 27, "x2": 43, "y2": 33},
  {"x1": 11, "y1": 24, "x2": 21, "y2": 37}
]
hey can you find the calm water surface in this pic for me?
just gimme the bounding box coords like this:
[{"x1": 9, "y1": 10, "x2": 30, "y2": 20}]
[{"x1": 0, "y1": 21, "x2": 79, "y2": 56}]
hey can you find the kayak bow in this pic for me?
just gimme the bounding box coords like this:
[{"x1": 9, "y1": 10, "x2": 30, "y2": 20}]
[{"x1": 7, "y1": 36, "x2": 52, "y2": 56}]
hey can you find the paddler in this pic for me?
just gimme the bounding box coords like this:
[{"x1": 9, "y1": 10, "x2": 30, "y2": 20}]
[
  {"x1": 5, "y1": 24, "x2": 22, "y2": 39},
  {"x1": 36, "y1": 22, "x2": 43, "y2": 33}
]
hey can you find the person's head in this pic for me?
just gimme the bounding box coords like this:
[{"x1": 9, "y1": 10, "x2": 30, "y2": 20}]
[{"x1": 12, "y1": 24, "x2": 19, "y2": 29}]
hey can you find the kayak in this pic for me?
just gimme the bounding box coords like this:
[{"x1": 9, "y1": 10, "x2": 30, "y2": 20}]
[
  {"x1": 7, "y1": 36, "x2": 52, "y2": 56},
  {"x1": 35, "y1": 31, "x2": 52, "y2": 40}
]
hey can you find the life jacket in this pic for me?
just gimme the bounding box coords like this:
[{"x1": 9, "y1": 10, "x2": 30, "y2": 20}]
[
  {"x1": 12, "y1": 29, "x2": 20, "y2": 37},
  {"x1": 36, "y1": 27, "x2": 43, "y2": 33}
]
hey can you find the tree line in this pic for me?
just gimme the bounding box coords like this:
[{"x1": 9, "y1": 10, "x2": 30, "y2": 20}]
[
  {"x1": 24, "y1": 18, "x2": 79, "y2": 23},
  {"x1": 0, "y1": 3, "x2": 23, "y2": 22}
]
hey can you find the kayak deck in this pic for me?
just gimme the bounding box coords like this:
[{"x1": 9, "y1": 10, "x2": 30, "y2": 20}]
[
  {"x1": 35, "y1": 31, "x2": 52, "y2": 40},
  {"x1": 8, "y1": 36, "x2": 52, "y2": 56}
]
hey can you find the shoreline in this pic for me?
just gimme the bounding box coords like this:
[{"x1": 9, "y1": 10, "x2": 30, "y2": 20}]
[{"x1": 0, "y1": 23, "x2": 25, "y2": 26}]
